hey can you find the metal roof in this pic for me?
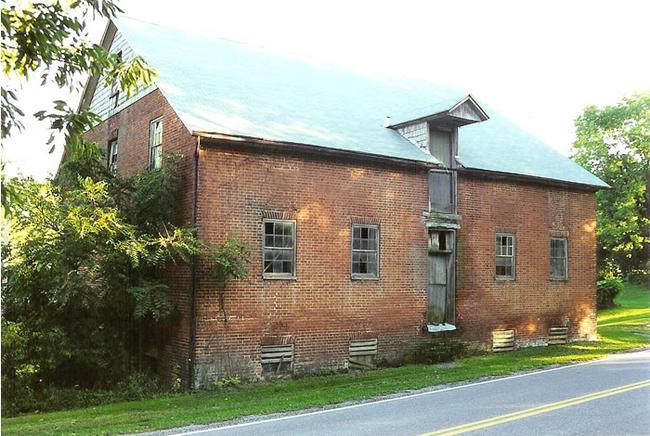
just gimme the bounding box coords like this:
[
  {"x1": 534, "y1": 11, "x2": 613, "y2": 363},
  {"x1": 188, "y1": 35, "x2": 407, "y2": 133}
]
[{"x1": 115, "y1": 16, "x2": 607, "y2": 188}]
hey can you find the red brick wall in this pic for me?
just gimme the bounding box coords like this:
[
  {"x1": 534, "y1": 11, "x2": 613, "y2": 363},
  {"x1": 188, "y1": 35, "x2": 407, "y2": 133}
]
[
  {"x1": 456, "y1": 173, "x2": 597, "y2": 345},
  {"x1": 83, "y1": 91, "x2": 598, "y2": 384},
  {"x1": 83, "y1": 89, "x2": 197, "y2": 385},
  {"x1": 193, "y1": 143, "x2": 431, "y2": 381}
]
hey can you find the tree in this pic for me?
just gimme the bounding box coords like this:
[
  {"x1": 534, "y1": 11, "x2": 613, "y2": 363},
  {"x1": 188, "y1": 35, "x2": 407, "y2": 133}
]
[
  {"x1": 2, "y1": 150, "x2": 197, "y2": 415},
  {"x1": 572, "y1": 93, "x2": 650, "y2": 280},
  {"x1": 1, "y1": 0, "x2": 155, "y2": 211}
]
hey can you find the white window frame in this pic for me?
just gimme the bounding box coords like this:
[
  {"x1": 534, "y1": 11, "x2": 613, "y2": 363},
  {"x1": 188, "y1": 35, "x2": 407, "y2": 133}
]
[
  {"x1": 262, "y1": 219, "x2": 296, "y2": 279},
  {"x1": 351, "y1": 224, "x2": 380, "y2": 280},
  {"x1": 495, "y1": 233, "x2": 515, "y2": 281},
  {"x1": 108, "y1": 138, "x2": 118, "y2": 173},
  {"x1": 149, "y1": 117, "x2": 163, "y2": 170},
  {"x1": 550, "y1": 237, "x2": 568, "y2": 280}
]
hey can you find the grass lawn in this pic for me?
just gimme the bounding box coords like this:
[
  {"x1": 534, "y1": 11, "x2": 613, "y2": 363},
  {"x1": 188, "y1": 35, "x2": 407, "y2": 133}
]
[{"x1": 4, "y1": 282, "x2": 649, "y2": 435}]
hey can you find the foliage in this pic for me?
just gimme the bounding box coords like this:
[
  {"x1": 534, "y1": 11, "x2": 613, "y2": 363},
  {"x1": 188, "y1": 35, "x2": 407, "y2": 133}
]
[
  {"x1": 207, "y1": 234, "x2": 251, "y2": 318},
  {"x1": 208, "y1": 234, "x2": 250, "y2": 285},
  {"x1": 572, "y1": 93, "x2": 650, "y2": 277},
  {"x1": 4, "y1": 282, "x2": 648, "y2": 434},
  {"x1": 596, "y1": 276, "x2": 624, "y2": 309},
  {"x1": 1, "y1": 0, "x2": 156, "y2": 210},
  {"x1": 213, "y1": 375, "x2": 242, "y2": 391},
  {"x1": 1, "y1": 149, "x2": 197, "y2": 416}
]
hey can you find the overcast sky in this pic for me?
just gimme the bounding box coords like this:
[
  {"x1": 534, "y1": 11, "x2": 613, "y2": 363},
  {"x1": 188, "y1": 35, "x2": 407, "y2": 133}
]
[{"x1": 3, "y1": 0, "x2": 650, "y2": 180}]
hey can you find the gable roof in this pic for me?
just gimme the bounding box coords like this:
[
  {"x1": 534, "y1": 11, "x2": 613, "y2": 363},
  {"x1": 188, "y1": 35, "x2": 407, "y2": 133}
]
[{"x1": 102, "y1": 16, "x2": 607, "y2": 188}]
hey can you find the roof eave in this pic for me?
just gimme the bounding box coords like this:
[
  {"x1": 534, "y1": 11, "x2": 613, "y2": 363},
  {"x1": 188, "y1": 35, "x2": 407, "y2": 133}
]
[
  {"x1": 389, "y1": 94, "x2": 490, "y2": 129},
  {"x1": 193, "y1": 131, "x2": 440, "y2": 168},
  {"x1": 457, "y1": 166, "x2": 610, "y2": 191}
]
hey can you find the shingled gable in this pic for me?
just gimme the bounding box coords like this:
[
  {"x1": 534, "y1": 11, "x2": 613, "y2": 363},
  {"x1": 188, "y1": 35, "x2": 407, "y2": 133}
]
[{"x1": 82, "y1": 16, "x2": 608, "y2": 188}]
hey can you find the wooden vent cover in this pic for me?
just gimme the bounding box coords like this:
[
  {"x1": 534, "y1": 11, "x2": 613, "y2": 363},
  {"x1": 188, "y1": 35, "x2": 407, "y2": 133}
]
[
  {"x1": 261, "y1": 344, "x2": 294, "y2": 368},
  {"x1": 548, "y1": 327, "x2": 569, "y2": 345},
  {"x1": 349, "y1": 339, "x2": 378, "y2": 369},
  {"x1": 492, "y1": 329, "x2": 515, "y2": 352}
]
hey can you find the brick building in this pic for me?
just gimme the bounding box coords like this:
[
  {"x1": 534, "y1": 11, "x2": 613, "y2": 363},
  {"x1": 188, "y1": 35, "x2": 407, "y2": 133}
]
[{"x1": 78, "y1": 17, "x2": 607, "y2": 386}]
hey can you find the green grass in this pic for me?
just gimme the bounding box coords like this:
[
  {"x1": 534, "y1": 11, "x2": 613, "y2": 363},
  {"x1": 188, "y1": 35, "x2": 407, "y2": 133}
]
[{"x1": 4, "y1": 282, "x2": 649, "y2": 435}]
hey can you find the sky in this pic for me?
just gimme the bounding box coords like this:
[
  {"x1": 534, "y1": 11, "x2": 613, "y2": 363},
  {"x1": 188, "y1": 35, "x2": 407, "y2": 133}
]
[{"x1": 3, "y1": 0, "x2": 650, "y2": 180}]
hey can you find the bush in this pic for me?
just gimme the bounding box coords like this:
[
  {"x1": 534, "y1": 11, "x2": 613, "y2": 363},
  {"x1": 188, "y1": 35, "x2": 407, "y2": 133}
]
[
  {"x1": 597, "y1": 277, "x2": 624, "y2": 309},
  {"x1": 406, "y1": 337, "x2": 472, "y2": 365},
  {"x1": 2, "y1": 372, "x2": 162, "y2": 417}
]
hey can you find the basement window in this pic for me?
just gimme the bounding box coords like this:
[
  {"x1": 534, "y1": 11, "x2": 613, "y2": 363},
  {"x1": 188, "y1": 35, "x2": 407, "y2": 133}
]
[
  {"x1": 351, "y1": 224, "x2": 379, "y2": 279},
  {"x1": 149, "y1": 118, "x2": 163, "y2": 170},
  {"x1": 107, "y1": 138, "x2": 118, "y2": 173},
  {"x1": 496, "y1": 233, "x2": 515, "y2": 280},
  {"x1": 263, "y1": 220, "x2": 296, "y2": 279},
  {"x1": 550, "y1": 237, "x2": 568, "y2": 280}
]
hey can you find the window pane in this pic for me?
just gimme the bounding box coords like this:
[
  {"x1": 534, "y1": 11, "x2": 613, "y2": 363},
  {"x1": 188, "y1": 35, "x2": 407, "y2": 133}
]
[
  {"x1": 496, "y1": 234, "x2": 514, "y2": 278},
  {"x1": 551, "y1": 258, "x2": 565, "y2": 277},
  {"x1": 351, "y1": 225, "x2": 379, "y2": 277},
  {"x1": 263, "y1": 221, "x2": 295, "y2": 276},
  {"x1": 550, "y1": 238, "x2": 567, "y2": 278},
  {"x1": 496, "y1": 257, "x2": 513, "y2": 267}
]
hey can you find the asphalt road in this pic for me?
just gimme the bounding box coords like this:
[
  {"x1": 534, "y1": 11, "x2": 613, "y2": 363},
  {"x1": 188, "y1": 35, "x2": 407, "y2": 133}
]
[{"x1": 165, "y1": 349, "x2": 650, "y2": 436}]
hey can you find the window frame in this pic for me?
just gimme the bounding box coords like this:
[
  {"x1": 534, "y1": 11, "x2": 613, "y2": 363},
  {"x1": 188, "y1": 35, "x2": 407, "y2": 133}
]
[
  {"x1": 107, "y1": 138, "x2": 118, "y2": 173},
  {"x1": 549, "y1": 237, "x2": 568, "y2": 281},
  {"x1": 495, "y1": 233, "x2": 516, "y2": 281},
  {"x1": 108, "y1": 51, "x2": 122, "y2": 110},
  {"x1": 262, "y1": 219, "x2": 297, "y2": 280},
  {"x1": 109, "y1": 87, "x2": 120, "y2": 109},
  {"x1": 148, "y1": 117, "x2": 163, "y2": 170},
  {"x1": 351, "y1": 223, "x2": 380, "y2": 280}
]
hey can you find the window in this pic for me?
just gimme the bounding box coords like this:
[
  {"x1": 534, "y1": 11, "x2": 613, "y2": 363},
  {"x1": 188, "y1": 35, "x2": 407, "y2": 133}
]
[
  {"x1": 149, "y1": 118, "x2": 163, "y2": 169},
  {"x1": 495, "y1": 233, "x2": 515, "y2": 280},
  {"x1": 550, "y1": 237, "x2": 568, "y2": 280},
  {"x1": 109, "y1": 87, "x2": 119, "y2": 109},
  {"x1": 109, "y1": 51, "x2": 122, "y2": 109},
  {"x1": 351, "y1": 224, "x2": 379, "y2": 279},
  {"x1": 263, "y1": 220, "x2": 296, "y2": 278},
  {"x1": 429, "y1": 230, "x2": 453, "y2": 253},
  {"x1": 108, "y1": 138, "x2": 118, "y2": 173}
]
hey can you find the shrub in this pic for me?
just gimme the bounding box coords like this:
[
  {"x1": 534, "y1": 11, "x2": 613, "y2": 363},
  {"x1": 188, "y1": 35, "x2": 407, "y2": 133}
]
[
  {"x1": 2, "y1": 373, "x2": 162, "y2": 416},
  {"x1": 597, "y1": 276, "x2": 624, "y2": 309}
]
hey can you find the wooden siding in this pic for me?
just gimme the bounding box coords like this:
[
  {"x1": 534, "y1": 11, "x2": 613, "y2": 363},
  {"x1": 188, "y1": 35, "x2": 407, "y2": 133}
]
[
  {"x1": 396, "y1": 122, "x2": 429, "y2": 152},
  {"x1": 88, "y1": 30, "x2": 157, "y2": 122}
]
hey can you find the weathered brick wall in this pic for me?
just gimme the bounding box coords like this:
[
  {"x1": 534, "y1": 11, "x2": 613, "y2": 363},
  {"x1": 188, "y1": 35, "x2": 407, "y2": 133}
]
[
  {"x1": 456, "y1": 173, "x2": 597, "y2": 345},
  {"x1": 193, "y1": 143, "x2": 431, "y2": 382},
  {"x1": 83, "y1": 89, "x2": 197, "y2": 386},
  {"x1": 82, "y1": 91, "x2": 598, "y2": 384}
]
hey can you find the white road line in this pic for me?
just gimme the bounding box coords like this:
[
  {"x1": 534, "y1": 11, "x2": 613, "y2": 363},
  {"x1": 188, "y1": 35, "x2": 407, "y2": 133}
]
[{"x1": 170, "y1": 349, "x2": 649, "y2": 436}]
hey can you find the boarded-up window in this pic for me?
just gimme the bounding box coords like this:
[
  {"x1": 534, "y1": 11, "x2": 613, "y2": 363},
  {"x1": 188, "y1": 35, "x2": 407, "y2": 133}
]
[
  {"x1": 429, "y1": 170, "x2": 454, "y2": 213},
  {"x1": 263, "y1": 220, "x2": 296, "y2": 278},
  {"x1": 149, "y1": 118, "x2": 163, "y2": 169},
  {"x1": 108, "y1": 138, "x2": 118, "y2": 173},
  {"x1": 496, "y1": 233, "x2": 515, "y2": 279},
  {"x1": 550, "y1": 238, "x2": 568, "y2": 280},
  {"x1": 351, "y1": 224, "x2": 379, "y2": 279}
]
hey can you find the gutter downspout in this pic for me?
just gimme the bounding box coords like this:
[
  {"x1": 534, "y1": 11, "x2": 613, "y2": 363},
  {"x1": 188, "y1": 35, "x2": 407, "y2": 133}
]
[{"x1": 188, "y1": 135, "x2": 200, "y2": 389}]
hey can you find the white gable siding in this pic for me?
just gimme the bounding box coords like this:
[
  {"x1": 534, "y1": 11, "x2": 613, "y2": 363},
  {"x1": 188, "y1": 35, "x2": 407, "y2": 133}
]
[
  {"x1": 396, "y1": 122, "x2": 429, "y2": 152},
  {"x1": 88, "y1": 30, "x2": 157, "y2": 121}
]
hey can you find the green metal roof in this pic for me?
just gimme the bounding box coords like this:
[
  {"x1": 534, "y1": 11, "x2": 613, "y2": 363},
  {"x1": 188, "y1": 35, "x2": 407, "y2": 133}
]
[{"x1": 115, "y1": 17, "x2": 607, "y2": 188}]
